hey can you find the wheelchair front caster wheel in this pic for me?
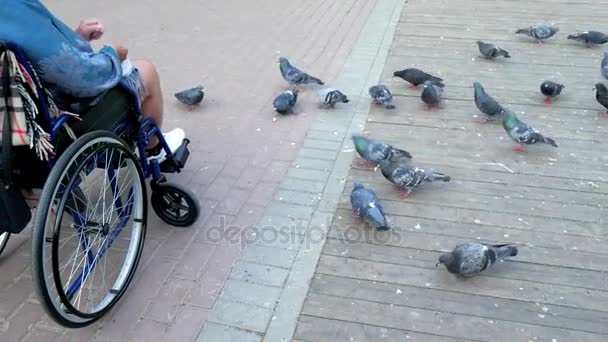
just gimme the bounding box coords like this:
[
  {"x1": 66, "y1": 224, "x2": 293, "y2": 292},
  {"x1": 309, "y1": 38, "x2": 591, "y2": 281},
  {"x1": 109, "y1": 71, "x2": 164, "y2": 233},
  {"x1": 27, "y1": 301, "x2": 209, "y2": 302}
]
[{"x1": 151, "y1": 181, "x2": 200, "y2": 227}]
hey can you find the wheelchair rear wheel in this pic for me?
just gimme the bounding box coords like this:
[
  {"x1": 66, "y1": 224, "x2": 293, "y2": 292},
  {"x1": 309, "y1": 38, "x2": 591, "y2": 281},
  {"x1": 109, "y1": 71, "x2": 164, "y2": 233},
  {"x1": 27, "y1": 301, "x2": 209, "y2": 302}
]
[
  {"x1": 31, "y1": 131, "x2": 147, "y2": 328},
  {"x1": 0, "y1": 232, "x2": 9, "y2": 256}
]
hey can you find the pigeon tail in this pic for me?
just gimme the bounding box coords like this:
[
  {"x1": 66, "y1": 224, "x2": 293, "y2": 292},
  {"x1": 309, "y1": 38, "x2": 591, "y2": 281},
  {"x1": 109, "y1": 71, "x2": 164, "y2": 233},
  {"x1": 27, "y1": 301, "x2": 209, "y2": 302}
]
[
  {"x1": 365, "y1": 207, "x2": 389, "y2": 231},
  {"x1": 384, "y1": 101, "x2": 396, "y2": 109},
  {"x1": 425, "y1": 171, "x2": 451, "y2": 182},
  {"x1": 493, "y1": 244, "x2": 518, "y2": 258},
  {"x1": 433, "y1": 80, "x2": 446, "y2": 88},
  {"x1": 308, "y1": 76, "x2": 325, "y2": 85},
  {"x1": 498, "y1": 50, "x2": 511, "y2": 58},
  {"x1": 543, "y1": 136, "x2": 558, "y2": 147},
  {"x1": 515, "y1": 28, "x2": 529, "y2": 35}
]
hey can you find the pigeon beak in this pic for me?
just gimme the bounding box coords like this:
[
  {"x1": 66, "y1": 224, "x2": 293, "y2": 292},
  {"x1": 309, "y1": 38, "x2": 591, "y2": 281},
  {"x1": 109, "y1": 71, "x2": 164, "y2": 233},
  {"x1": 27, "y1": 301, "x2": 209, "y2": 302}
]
[{"x1": 435, "y1": 262, "x2": 440, "y2": 267}]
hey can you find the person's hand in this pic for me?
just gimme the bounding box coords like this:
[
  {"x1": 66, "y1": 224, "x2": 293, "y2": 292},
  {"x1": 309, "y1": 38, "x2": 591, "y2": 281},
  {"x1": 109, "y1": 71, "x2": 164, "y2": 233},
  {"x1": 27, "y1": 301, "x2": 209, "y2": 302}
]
[
  {"x1": 75, "y1": 18, "x2": 104, "y2": 42},
  {"x1": 114, "y1": 44, "x2": 128, "y2": 61}
]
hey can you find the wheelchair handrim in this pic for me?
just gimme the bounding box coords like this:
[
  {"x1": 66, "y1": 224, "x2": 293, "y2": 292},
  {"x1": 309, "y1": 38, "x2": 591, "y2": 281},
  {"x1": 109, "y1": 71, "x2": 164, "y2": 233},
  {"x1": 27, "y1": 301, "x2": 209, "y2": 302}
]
[{"x1": 40, "y1": 137, "x2": 145, "y2": 322}]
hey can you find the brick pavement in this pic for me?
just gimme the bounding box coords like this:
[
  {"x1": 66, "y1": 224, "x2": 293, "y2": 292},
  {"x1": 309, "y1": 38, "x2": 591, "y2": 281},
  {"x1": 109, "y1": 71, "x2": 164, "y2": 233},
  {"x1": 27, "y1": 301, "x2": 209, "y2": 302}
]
[
  {"x1": 0, "y1": 0, "x2": 381, "y2": 341},
  {"x1": 196, "y1": 0, "x2": 405, "y2": 340}
]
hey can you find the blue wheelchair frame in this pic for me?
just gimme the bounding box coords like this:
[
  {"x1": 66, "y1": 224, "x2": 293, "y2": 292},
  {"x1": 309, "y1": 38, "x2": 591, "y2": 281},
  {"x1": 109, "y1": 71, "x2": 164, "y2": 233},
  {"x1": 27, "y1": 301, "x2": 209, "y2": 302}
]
[{"x1": 7, "y1": 42, "x2": 178, "y2": 301}]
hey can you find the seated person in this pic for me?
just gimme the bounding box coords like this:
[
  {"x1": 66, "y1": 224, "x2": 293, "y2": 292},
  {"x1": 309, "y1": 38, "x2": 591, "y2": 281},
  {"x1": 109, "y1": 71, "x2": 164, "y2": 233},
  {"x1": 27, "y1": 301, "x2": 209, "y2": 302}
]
[{"x1": 0, "y1": 0, "x2": 183, "y2": 161}]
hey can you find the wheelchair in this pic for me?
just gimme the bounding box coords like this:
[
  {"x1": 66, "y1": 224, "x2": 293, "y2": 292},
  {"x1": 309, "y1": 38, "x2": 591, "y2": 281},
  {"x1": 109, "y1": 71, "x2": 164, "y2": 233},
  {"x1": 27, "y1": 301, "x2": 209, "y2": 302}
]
[{"x1": 0, "y1": 42, "x2": 200, "y2": 328}]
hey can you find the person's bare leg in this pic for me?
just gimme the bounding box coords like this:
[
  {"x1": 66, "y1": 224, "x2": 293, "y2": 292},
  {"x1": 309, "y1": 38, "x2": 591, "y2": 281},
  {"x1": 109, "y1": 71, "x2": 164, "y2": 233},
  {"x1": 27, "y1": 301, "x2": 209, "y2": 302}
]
[{"x1": 133, "y1": 59, "x2": 163, "y2": 147}]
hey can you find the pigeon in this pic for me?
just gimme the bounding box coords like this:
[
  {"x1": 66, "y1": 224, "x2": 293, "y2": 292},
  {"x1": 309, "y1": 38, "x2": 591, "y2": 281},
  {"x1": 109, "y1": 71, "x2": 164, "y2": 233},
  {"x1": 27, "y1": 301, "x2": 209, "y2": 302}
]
[
  {"x1": 369, "y1": 84, "x2": 396, "y2": 109},
  {"x1": 437, "y1": 243, "x2": 519, "y2": 276},
  {"x1": 515, "y1": 24, "x2": 559, "y2": 43},
  {"x1": 378, "y1": 159, "x2": 450, "y2": 199},
  {"x1": 473, "y1": 82, "x2": 504, "y2": 122},
  {"x1": 174, "y1": 85, "x2": 204, "y2": 107},
  {"x1": 476, "y1": 41, "x2": 511, "y2": 59},
  {"x1": 601, "y1": 52, "x2": 608, "y2": 79},
  {"x1": 278, "y1": 57, "x2": 324, "y2": 86},
  {"x1": 502, "y1": 109, "x2": 558, "y2": 151},
  {"x1": 350, "y1": 183, "x2": 389, "y2": 231},
  {"x1": 318, "y1": 87, "x2": 349, "y2": 108},
  {"x1": 352, "y1": 134, "x2": 412, "y2": 167},
  {"x1": 540, "y1": 81, "x2": 565, "y2": 104},
  {"x1": 273, "y1": 89, "x2": 298, "y2": 115},
  {"x1": 421, "y1": 80, "x2": 443, "y2": 108},
  {"x1": 567, "y1": 31, "x2": 608, "y2": 47},
  {"x1": 393, "y1": 68, "x2": 445, "y2": 88},
  {"x1": 593, "y1": 82, "x2": 608, "y2": 118}
]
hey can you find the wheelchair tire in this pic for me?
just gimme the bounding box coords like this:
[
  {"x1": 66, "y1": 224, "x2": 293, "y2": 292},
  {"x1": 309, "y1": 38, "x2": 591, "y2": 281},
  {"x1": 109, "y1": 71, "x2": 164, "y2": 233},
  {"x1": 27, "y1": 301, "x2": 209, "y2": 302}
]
[
  {"x1": 151, "y1": 181, "x2": 200, "y2": 227},
  {"x1": 0, "y1": 232, "x2": 9, "y2": 256},
  {"x1": 31, "y1": 131, "x2": 147, "y2": 328}
]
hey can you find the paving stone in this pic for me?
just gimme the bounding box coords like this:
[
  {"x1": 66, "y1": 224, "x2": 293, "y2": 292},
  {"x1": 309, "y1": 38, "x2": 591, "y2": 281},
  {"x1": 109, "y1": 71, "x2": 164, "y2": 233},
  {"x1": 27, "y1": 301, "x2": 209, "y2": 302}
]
[
  {"x1": 264, "y1": 201, "x2": 315, "y2": 220},
  {"x1": 197, "y1": 322, "x2": 262, "y2": 342},
  {"x1": 240, "y1": 245, "x2": 297, "y2": 269},
  {"x1": 296, "y1": 147, "x2": 338, "y2": 161},
  {"x1": 274, "y1": 189, "x2": 321, "y2": 206},
  {"x1": 279, "y1": 178, "x2": 326, "y2": 194},
  {"x1": 230, "y1": 261, "x2": 290, "y2": 288},
  {"x1": 208, "y1": 299, "x2": 273, "y2": 333},
  {"x1": 221, "y1": 279, "x2": 282, "y2": 309},
  {"x1": 285, "y1": 167, "x2": 331, "y2": 182},
  {"x1": 291, "y1": 157, "x2": 334, "y2": 171}
]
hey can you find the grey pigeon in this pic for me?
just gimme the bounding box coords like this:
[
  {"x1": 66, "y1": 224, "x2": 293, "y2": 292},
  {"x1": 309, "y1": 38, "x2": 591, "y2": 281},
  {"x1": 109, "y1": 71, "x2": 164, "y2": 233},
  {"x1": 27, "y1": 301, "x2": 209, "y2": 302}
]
[
  {"x1": 437, "y1": 243, "x2": 519, "y2": 276},
  {"x1": 515, "y1": 24, "x2": 559, "y2": 43},
  {"x1": 378, "y1": 159, "x2": 450, "y2": 199},
  {"x1": 540, "y1": 81, "x2": 565, "y2": 104},
  {"x1": 421, "y1": 80, "x2": 442, "y2": 108},
  {"x1": 318, "y1": 87, "x2": 349, "y2": 108},
  {"x1": 352, "y1": 134, "x2": 412, "y2": 167},
  {"x1": 473, "y1": 82, "x2": 504, "y2": 122},
  {"x1": 393, "y1": 68, "x2": 445, "y2": 87},
  {"x1": 593, "y1": 82, "x2": 608, "y2": 118},
  {"x1": 369, "y1": 84, "x2": 395, "y2": 109},
  {"x1": 502, "y1": 109, "x2": 558, "y2": 151},
  {"x1": 601, "y1": 52, "x2": 608, "y2": 79},
  {"x1": 350, "y1": 183, "x2": 389, "y2": 231},
  {"x1": 568, "y1": 31, "x2": 608, "y2": 47},
  {"x1": 278, "y1": 57, "x2": 324, "y2": 86},
  {"x1": 476, "y1": 41, "x2": 511, "y2": 59},
  {"x1": 273, "y1": 89, "x2": 298, "y2": 115},
  {"x1": 175, "y1": 85, "x2": 204, "y2": 107}
]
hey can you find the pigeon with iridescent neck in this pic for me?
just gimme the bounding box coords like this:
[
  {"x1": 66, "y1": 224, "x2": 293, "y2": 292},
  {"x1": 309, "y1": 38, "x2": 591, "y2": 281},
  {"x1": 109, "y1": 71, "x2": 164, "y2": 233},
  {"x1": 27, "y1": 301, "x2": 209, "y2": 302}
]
[
  {"x1": 175, "y1": 85, "x2": 204, "y2": 107},
  {"x1": 502, "y1": 109, "x2": 558, "y2": 151},
  {"x1": 593, "y1": 82, "x2": 608, "y2": 118},
  {"x1": 476, "y1": 41, "x2": 511, "y2": 59},
  {"x1": 378, "y1": 159, "x2": 450, "y2": 199},
  {"x1": 437, "y1": 243, "x2": 519, "y2": 276},
  {"x1": 568, "y1": 31, "x2": 608, "y2": 47},
  {"x1": 352, "y1": 134, "x2": 412, "y2": 168},
  {"x1": 515, "y1": 24, "x2": 559, "y2": 43},
  {"x1": 350, "y1": 183, "x2": 389, "y2": 231},
  {"x1": 540, "y1": 81, "x2": 564, "y2": 104},
  {"x1": 369, "y1": 84, "x2": 396, "y2": 109},
  {"x1": 473, "y1": 82, "x2": 504, "y2": 123},
  {"x1": 278, "y1": 57, "x2": 324, "y2": 86}
]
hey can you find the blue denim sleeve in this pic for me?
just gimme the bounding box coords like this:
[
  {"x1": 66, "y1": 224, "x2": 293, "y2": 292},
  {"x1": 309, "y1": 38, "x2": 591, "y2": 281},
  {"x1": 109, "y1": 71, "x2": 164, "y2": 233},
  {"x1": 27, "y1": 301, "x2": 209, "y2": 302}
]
[{"x1": 37, "y1": 44, "x2": 123, "y2": 98}]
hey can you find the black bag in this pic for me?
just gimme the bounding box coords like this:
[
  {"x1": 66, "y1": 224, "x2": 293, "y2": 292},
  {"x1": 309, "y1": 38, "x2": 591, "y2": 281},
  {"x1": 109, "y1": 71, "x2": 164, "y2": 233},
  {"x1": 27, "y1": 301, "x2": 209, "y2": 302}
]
[{"x1": 0, "y1": 45, "x2": 32, "y2": 234}]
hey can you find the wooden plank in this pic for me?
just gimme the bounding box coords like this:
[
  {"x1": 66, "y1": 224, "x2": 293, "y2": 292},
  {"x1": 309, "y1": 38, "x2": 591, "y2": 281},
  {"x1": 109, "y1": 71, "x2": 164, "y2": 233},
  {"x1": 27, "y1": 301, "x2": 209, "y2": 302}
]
[
  {"x1": 315, "y1": 255, "x2": 608, "y2": 313},
  {"x1": 337, "y1": 179, "x2": 603, "y2": 223},
  {"x1": 302, "y1": 293, "x2": 607, "y2": 341},
  {"x1": 346, "y1": 169, "x2": 608, "y2": 204},
  {"x1": 309, "y1": 274, "x2": 608, "y2": 335},
  {"x1": 328, "y1": 213, "x2": 608, "y2": 272},
  {"x1": 295, "y1": 315, "x2": 470, "y2": 342},
  {"x1": 322, "y1": 240, "x2": 608, "y2": 290}
]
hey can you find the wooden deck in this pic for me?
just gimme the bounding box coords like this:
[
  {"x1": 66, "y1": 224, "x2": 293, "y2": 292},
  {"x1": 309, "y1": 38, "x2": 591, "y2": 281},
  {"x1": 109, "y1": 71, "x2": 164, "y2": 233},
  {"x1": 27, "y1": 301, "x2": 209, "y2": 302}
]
[{"x1": 294, "y1": 0, "x2": 608, "y2": 341}]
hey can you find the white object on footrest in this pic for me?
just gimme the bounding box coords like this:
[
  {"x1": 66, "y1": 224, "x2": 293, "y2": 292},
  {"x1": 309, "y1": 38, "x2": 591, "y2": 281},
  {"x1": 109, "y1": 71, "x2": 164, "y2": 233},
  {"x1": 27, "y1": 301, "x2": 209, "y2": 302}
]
[{"x1": 147, "y1": 128, "x2": 186, "y2": 163}]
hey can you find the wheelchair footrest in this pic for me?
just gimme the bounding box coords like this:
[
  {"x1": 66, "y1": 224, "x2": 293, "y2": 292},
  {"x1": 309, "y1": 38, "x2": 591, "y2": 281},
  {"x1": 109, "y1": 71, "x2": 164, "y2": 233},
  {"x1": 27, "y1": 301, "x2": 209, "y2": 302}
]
[{"x1": 160, "y1": 138, "x2": 190, "y2": 173}]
